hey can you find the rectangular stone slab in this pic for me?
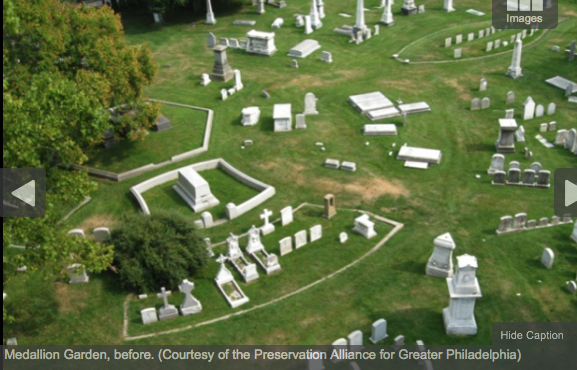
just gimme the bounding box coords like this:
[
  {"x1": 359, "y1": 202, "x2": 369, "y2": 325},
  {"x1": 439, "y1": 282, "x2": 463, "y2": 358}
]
[
  {"x1": 348, "y1": 91, "x2": 394, "y2": 114},
  {"x1": 397, "y1": 146, "x2": 442, "y2": 164},
  {"x1": 545, "y1": 76, "x2": 577, "y2": 93},
  {"x1": 363, "y1": 124, "x2": 398, "y2": 136},
  {"x1": 404, "y1": 161, "x2": 429, "y2": 169},
  {"x1": 398, "y1": 102, "x2": 431, "y2": 114},
  {"x1": 366, "y1": 107, "x2": 401, "y2": 121}
]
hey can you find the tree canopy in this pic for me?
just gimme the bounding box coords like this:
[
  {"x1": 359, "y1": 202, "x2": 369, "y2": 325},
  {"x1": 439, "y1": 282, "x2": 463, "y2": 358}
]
[{"x1": 3, "y1": 0, "x2": 159, "y2": 287}]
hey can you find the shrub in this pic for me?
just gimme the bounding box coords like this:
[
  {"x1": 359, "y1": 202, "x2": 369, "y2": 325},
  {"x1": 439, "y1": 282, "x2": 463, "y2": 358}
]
[{"x1": 110, "y1": 210, "x2": 208, "y2": 292}]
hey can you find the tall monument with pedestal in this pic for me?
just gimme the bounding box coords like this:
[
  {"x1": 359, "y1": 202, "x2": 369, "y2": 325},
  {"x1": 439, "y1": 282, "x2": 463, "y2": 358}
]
[
  {"x1": 443, "y1": 0, "x2": 455, "y2": 12},
  {"x1": 211, "y1": 45, "x2": 234, "y2": 82},
  {"x1": 506, "y1": 40, "x2": 523, "y2": 79},
  {"x1": 443, "y1": 254, "x2": 482, "y2": 335},
  {"x1": 381, "y1": 0, "x2": 395, "y2": 26},
  {"x1": 310, "y1": 0, "x2": 323, "y2": 29},
  {"x1": 206, "y1": 0, "x2": 216, "y2": 25},
  {"x1": 353, "y1": 0, "x2": 368, "y2": 35}
]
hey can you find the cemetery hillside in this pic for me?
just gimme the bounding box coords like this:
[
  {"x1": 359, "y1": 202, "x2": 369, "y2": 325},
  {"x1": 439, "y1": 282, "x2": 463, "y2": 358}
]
[{"x1": 3, "y1": 0, "x2": 577, "y2": 348}]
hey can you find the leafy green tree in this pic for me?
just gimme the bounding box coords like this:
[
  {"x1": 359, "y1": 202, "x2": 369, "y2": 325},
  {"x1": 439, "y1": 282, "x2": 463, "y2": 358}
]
[
  {"x1": 110, "y1": 211, "x2": 209, "y2": 292},
  {"x1": 3, "y1": 0, "x2": 159, "y2": 287}
]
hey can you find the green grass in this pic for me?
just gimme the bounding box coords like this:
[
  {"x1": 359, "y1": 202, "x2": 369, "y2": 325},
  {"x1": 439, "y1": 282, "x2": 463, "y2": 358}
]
[
  {"x1": 4, "y1": 0, "x2": 577, "y2": 346},
  {"x1": 84, "y1": 104, "x2": 207, "y2": 173}
]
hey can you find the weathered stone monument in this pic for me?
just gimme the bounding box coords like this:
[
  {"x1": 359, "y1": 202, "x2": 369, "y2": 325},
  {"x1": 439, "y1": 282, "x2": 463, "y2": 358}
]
[
  {"x1": 309, "y1": 0, "x2": 323, "y2": 29},
  {"x1": 211, "y1": 45, "x2": 234, "y2": 82},
  {"x1": 304, "y1": 93, "x2": 319, "y2": 115},
  {"x1": 541, "y1": 248, "x2": 555, "y2": 269},
  {"x1": 426, "y1": 232, "x2": 456, "y2": 279},
  {"x1": 259, "y1": 209, "x2": 275, "y2": 236},
  {"x1": 369, "y1": 319, "x2": 388, "y2": 344},
  {"x1": 401, "y1": 0, "x2": 418, "y2": 15},
  {"x1": 323, "y1": 194, "x2": 336, "y2": 219},
  {"x1": 179, "y1": 279, "x2": 202, "y2": 316},
  {"x1": 506, "y1": 39, "x2": 523, "y2": 79},
  {"x1": 273, "y1": 103, "x2": 292, "y2": 131},
  {"x1": 206, "y1": 0, "x2": 216, "y2": 25},
  {"x1": 381, "y1": 0, "x2": 395, "y2": 26},
  {"x1": 174, "y1": 167, "x2": 219, "y2": 213},
  {"x1": 353, "y1": 214, "x2": 377, "y2": 239},
  {"x1": 443, "y1": 254, "x2": 482, "y2": 335},
  {"x1": 495, "y1": 119, "x2": 518, "y2": 153},
  {"x1": 246, "y1": 30, "x2": 277, "y2": 56},
  {"x1": 353, "y1": 0, "x2": 368, "y2": 36},
  {"x1": 157, "y1": 287, "x2": 179, "y2": 321},
  {"x1": 523, "y1": 97, "x2": 535, "y2": 120},
  {"x1": 67, "y1": 264, "x2": 89, "y2": 284},
  {"x1": 443, "y1": 0, "x2": 455, "y2": 12}
]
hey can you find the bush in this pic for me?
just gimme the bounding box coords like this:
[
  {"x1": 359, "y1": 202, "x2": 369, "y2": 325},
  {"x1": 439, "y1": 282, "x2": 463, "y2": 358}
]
[{"x1": 110, "y1": 211, "x2": 208, "y2": 293}]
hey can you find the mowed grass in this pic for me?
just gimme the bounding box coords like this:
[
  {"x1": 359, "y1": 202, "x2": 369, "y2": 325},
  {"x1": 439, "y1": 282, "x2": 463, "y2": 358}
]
[
  {"x1": 4, "y1": 0, "x2": 577, "y2": 345},
  {"x1": 85, "y1": 104, "x2": 207, "y2": 173}
]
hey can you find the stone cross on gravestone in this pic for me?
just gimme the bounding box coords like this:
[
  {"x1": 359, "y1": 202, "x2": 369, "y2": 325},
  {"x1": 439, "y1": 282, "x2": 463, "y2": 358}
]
[
  {"x1": 261, "y1": 209, "x2": 272, "y2": 225},
  {"x1": 157, "y1": 287, "x2": 172, "y2": 307},
  {"x1": 260, "y1": 209, "x2": 275, "y2": 235}
]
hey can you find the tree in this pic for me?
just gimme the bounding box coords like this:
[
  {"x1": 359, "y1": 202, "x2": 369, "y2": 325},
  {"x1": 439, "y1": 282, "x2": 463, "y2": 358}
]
[
  {"x1": 110, "y1": 211, "x2": 209, "y2": 292},
  {"x1": 3, "y1": 0, "x2": 159, "y2": 287}
]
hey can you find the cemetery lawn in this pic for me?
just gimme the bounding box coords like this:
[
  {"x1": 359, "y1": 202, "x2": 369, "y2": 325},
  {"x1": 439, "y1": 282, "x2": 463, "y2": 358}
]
[
  {"x1": 84, "y1": 104, "x2": 207, "y2": 173},
  {"x1": 5, "y1": 0, "x2": 576, "y2": 345}
]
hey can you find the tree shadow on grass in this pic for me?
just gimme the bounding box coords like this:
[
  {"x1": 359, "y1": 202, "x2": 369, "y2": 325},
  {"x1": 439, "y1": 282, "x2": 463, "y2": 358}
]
[{"x1": 394, "y1": 260, "x2": 426, "y2": 276}]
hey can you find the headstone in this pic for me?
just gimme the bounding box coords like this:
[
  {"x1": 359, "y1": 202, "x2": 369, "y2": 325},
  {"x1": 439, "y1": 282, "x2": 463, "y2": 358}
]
[
  {"x1": 93, "y1": 227, "x2": 110, "y2": 243},
  {"x1": 522, "y1": 169, "x2": 535, "y2": 185},
  {"x1": 291, "y1": 59, "x2": 299, "y2": 68},
  {"x1": 548, "y1": 121, "x2": 556, "y2": 131},
  {"x1": 418, "y1": 4, "x2": 425, "y2": 12},
  {"x1": 273, "y1": 103, "x2": 292, "y2": 131},
  {"x1": 353, "y1": 214, "x2": 377, "y2": 239},
  {"x1": 321, "y1": 51, "x2": 333, "y2": 63},
  {"x1": 262, "y1": 90, "x2": 271, "y2": 99},
  {"x1": 241, "y1": 106, "x2": 261, "y2": 126},
  {"x1": 279, "y1": 237, "x2": 293, "y2": 256},
  {"x1": 551, "y1": 216, "x2": 560, "y2": 226},
  {"x1": 487, "y1": 154, "x2": 505, "y2": 174},
  {"x1": 527, "y1": 220, "x2": 536, "y2": 229},
  {"x1": 505, "y1": 109, "x2": 514, "y2": 119},
  {"x1": 207, "y1": 33, "x2": 216, "y2": 48},
  {"x1": 467, "y1": 33, "x2": 474, "y2": 42},
  {"x1": 508, "y1": 168, "x2": 521, "y2": 184},
  {"x1": 567, "y1": 281, "x2": 577, "y2": 295},
  {"x1": 478, "y1": 30, "x2": 484, "y2": 38},
  {"x1": 304, "y1": 15, "x2": 313, "y2": 34},
  {"x1": 348, "y1": 330, "x2": 364, "y2": 350},
  {"x1": 206, "y1": 0, "x2": 216, "y2": 24},
  {"x1": 426, "y1": 232, "x2": 456, "y2": 278},
  {"x1": 486, "y1": 41, "x2": 493, "y2": 52},
  {"x1": 506, "y1": 91, "x2": 515, "y2": 104},
  {"x1": 229, "y1": 38, "x2": 240, "y2": 49},
  {"x1": 546, "y1": 103, "x2": 556, "y2": 115},
  {"x1": 157, "y1": 287, "x2": 179, "y2": 321},
  {"x1": 443, "y1": 0, "x2": 455, "y2": 12},
  {"x1": 530, "y1": 162, "x2": 542, "y2": 174},
  {"x1": 493, "y1": 170, "x2": 506, "y2": 185},
  {"x1": 536, "y1": 170, "x2": 551, "y2": 188},
  {"x1": 535, "y1": 104, "x2": 544, "y2": 117},
  {"x1": 260, "y1": 209, "x2": 275, "y2": 235},
  {"x1": 479, "y1": 78, "x2": 487, "y2": 91},
  {"x1": 304, "y1": 93, "x2": 319, "y2": 115},
  {"x1": 456, "y1": 34, "x2": 463, "y2": 44},
  {"x1": 541, "y1": 248, "x2": 554, "y2": 269},
  {"x1": 310, "y1": 225, "x2": 322, "y2": 242},
  {"x1": 323, "y1": 194, "x2": 337, "y2": 219},
  {"x1": 67, "y1": 229, "x2": 85, "y2": 238},
  {"x1": 280, "y1": 206, "x2": 293, "y2": 226},
  {"x1": 513, "y1": 213, "x2": 527, "y2": 230},
  {"x1": 220, "y1": 38, "x2": 229, "y2": 47},
  {"x1": 496, "y1": 118, "x2": 517, "y2": 153},
  {"x1": 481, "y1": 97, "x2": 490, "y2": 109},
  {"x1": 295, "y1": 230, "x2": 308, "y2": 249},
  {"x1": 454, "y1": 48, "x2": 462, "y2": 58},
  {"x1": 522, "y1": 97, "x2": 535, "y2": 120},
  {"x1": 256, "y1": 0, "x2": 265, "y2": 14},
  {"x1": 394, "y1": 335, "x2": 405, "y2": 345},
  {"x1": 271, "y1": 17, "x2": 284, "y2": 29},
  {"x1": 340, "y1": 232, "x2": 348, "y2": 243},
  {"x1": 495, "y1": 39, "x2": 501, "y2": 48},
  {"x1": 141, "y1": 308, "x2": 158, "y2": 325},
  {"x1": 296, "y1": 15, "x2": 305, "y2": 27},
  {"x1": 539, "y1": 217, "x2": 549, "y2": 227},
  {"x1": 369, "y1": 319, "x2": 388, "y2": 343},
  {"x1": 179, "y1": 279, "x2": 202, "y2": 316},
  {"x1": 201, "y1": 212, "x2": 213, "y2": 228},
  {"x1": 374, "y1": 24, "x2": 380, "y2": 35},
  {"x1": 307, "y1": 354, "x2": 325, "y2": 370},
  {"x1": 246, "y1": 30, "x2": 277, "y2": 56},
  {"x1": 205, "y1": 238, "x2": 214, "y2": 257},
  {"x1": 497, "y1": 216, "x2": 513, "y2": 234},
  {"x1": 445, "y1": 37, "x2": 452, "y2": 48},
  {"x1": 200, "y1": 73, "x2": 211, "y2": 86},
  {"x1": 67, "y1": 264, "x2": 89, "y2": 284},
  {"x1": 470, "y1": 98, "x2": 481, "y2": 110},
  {"x1": 555, "y1": 129, "x2": 567, "y2": 145},
  {"x1": 295, "y1": 114, "x2": 307, "y2": 129}
]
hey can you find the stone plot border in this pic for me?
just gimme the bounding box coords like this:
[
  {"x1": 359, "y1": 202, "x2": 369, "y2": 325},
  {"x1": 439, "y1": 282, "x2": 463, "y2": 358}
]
[
  {"x1": 121, "y1": 204, "x2": 404, "y2": 342},
  {"x1": 70, "y1": 99, "x2": 214, "y2": 182},
  {"x1": 130, "y1": 158, "x2": 275, "y2": 221},
  {"x1": 393, "y1": 19, "x2": 564, "y2": 65}
]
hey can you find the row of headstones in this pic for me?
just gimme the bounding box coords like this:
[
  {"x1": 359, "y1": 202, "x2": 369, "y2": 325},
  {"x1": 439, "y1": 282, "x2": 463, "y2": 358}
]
[
  {"x1": 488, "y1": 157, "x2": 542, "y2": 175},
  {"x1": 555, "y1": 128, "x2": 577, "y2": 154},
  {"x1": 207, "y1": 33, "x2": 248, "y2": 49},
  {"x1": 331, "y1": 319, "x2": 393, "y2": 351},
  {"x1": 522, "y1": 97, "x2": 556, "y2": 120},
  {"x1": 325, "y1": 159, "x2": 357, "y2": 171},
  {"x1": 291, "y1": 51, "x2": 333, "y2": 68},
  {"x1": 279, "y1": 225, "x2": 322, "y2": 256},
  {"x1": 496, "y1": 214, "x2": 573, "y2": 235},
  {"x1": 66, "y1": 227, "x2": 111, "y2": 283},
  {"x1": 491, "y1": 168, "x2": 550, "y2": 188},
  {"x1": 141, "y1": 282, "x2": 202, "y2": 325},
  {"x1": 445, "y1": 26, "x2": 500, "y2": 48}
]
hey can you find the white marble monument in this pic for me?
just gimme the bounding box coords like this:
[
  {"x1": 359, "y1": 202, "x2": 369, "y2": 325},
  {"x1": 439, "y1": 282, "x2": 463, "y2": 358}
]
[
  {"x1": 426, "y1": 232, "x2": 456, "y2": 279},
  {"x1": 173, "y1": 167, "x2": 219, "y2": 213}
]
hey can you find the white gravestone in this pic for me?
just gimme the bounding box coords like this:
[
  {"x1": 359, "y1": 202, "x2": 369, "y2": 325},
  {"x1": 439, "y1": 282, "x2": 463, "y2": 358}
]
[
  {"x1": 340, "y1": 232, "x2": 348, "y2": 243},
  {"x1": 141, "y1": 308, "x2": 158, "y2": 325},
  {"x1": 260, "y1": 209, "x2": 275, "y2": 235},
  {"x1": 506, "y1": 39, "x2": 523, "y2": 79},
  {"x1": 369, "y1": 319, "x2": 388, "y2": 343},
  {"x1": 426, "y1": 232, "x2": 456, "y2": 278},
  {"x1": 523, "y1": 97, "x2": 535, "y2": 120},
  {"x1": 233, "y1": 69, "x2": 244, "y2": 91},
  {"x1": 321, "y1": 51, "x2": 333, "y2": 63},
  {"x1": 179, "y1": 279, "x2": 202, "y2": 316},
  {"x1": 295, "y1": 114, "x2": 307, "y2": 129},
  {"x1": 67, "y1": 229, "x2": 85, "y2": 238},
  {"x1": 241, "y1": 106, "x2": 261, "y2": 126},
  {"x1": 279, "y1": 237, "x2": 293, "y2": 256},
  {"x1": 67, "y1": 263, "x2": 89, "y2": 284},
  {"x1": 221, "y1": 89, "x2": 228, "y2": 101},
  {"x1": 295, "y1": 230, "x2": 308, "y2": 249},
  {"x1": 310, "y1": 225, "x2": 322, "y2": 242},
  {"x1": 304, "y1": 93, "x2": 319, "y2": 115},
  {"x1": 353, "y1": 214, "x2": 377, "y2": 239},
  {"x1": 348, "y1": 330, "x2": 364, "y2": 350},
  {"x1": 93, "y1": 227, "x2": 110, "y2": 243},
  {"x1": 541, "y1": 248, "x2": 554, "y2": 269},
  {"x1": 443, "y1": 254, "x2": 482, "y2": 335},
  {"x1": 506, "y1": 91, "x2": 515, "y2": 104},
  {"x1": 273, "y1": 103, "x2": 292, "y2": 132},
  {"x1": 479, "y1": 78, "x2": 487, "y2": 91},
  {"x1": 280, "y1": 206, "x2": 293, "y2": 226},
  {"x1": 535, "y1": 104, "x2": 544, "y2": 117},
  {"x1": 207, "y1": 33, "x2": 216, "y2": 48},
  {"x1": 487, "y1": 154, "x2": 505, "y2": 174},
  {"x1": 200, "y1": 73, "x2": 211, "y2": 86},
  {"x1": 157, "y1": 287, "x2": 179, "y2": 321}
]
